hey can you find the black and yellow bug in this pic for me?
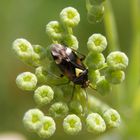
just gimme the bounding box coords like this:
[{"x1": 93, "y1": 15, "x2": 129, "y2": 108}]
[{"x1": 51, "y1": 44, "x2": 89, "y2": 88}]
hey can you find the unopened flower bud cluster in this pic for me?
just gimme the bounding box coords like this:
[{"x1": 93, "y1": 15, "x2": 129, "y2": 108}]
[
  {"x1": 86, "y1": 0, "x2": 106, "y2": 23},
  {"x1": 13, "y1": 7, "x2": 128, "y2": 138}
]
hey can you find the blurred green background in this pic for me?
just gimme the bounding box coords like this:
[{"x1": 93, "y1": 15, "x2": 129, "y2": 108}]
[{"x1": 0, "y1": 0, "x2": 140, "y2": 140}]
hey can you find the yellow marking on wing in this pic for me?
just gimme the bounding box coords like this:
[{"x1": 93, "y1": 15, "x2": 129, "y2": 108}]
[{"x1": 75, "y1": 68, "x2": 83, "y2": 77}]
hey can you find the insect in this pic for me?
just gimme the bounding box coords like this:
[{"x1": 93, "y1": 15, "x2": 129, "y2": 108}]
[{"x1": 51, "y1": 44, "x2": 89, "y2": 88}]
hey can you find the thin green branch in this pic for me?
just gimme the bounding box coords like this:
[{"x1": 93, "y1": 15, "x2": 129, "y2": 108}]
[
  {"x1": 103, "y1": 0, "x2": 119, "y2": 51},
  {"x1": 127, "y1": 0, "x2": 140, "y2": 102}
]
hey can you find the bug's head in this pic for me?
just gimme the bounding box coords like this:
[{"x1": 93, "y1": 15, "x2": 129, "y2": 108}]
[{"x1": 50, "y1": 44, "x2": 66, "y2": 64}]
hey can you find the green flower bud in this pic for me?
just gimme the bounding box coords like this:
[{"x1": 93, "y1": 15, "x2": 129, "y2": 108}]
[
  {"x1": 60, "y1": 7, "x2": 80, "y2": 27},
  {"x1": 33, "y1": 45, "x2": 46, "y2": 60},
  {"x1": 103, "y1": 109, "x2": 121, "y2": 128},
  {"x1": 23, "y1": 108, "x2": 44, "y2": 132},
  {"x1": 64, "y1": 35, "x2": 79, "y2": 50},
  {"x1": 34, "y1": 85, "x2": 54, "y2": 106},
  {"x1": 16, "y1": 72, "x2": 37, "y2": 91},
  {"x1": 89, "y1": 70, "x2": 100, "y2": 84},
  {"x1": 87, "y1": 4, "x2": 104, "y2": 23},
  {"x1": 105, "y1": 69, "x2": 125, "y2": 84},
  {"x1": 96, "y1": 76, "x2": 111, "y2": 95},
  {"x1": 30, "y1": 52, "x2": 41, "y2": 67},
  {"x1": 69, "y1": 100, "x2": 83, "y2": 115},
  {"x1": 12, "y1": 38, "x2": 33, "y2": 61},
  {"x1": 87, "y1": 33, "x2": 107, "y2": 53},
  {"x1": 85, "y1": 52, "x2": 105, "y2": 70},
  {"x1": 37, "y1": 116, "x2": 56, "y2": 138},
  {"x1": 35, "y1": 66, "x2": 48, "y2": 84},
  {"x1": 49, "y1": 102, "x2": 69, "y2": 118},
  {"x1": 46, "y1": 21, "x2": 63, "y2": 40},
  {"x1": 86, "y1": 113, "x2": 106, "y2": 133},
  {"x1": 107, "y1": 51, "x2": 129, "y2": 70},
  {"x1": 63, "y1": 114, "x2": 82, "y2": 135}
]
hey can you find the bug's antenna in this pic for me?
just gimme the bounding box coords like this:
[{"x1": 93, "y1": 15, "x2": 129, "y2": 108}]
[{"x1": 89, "y1": 83, "x2": 96, "y2": 91}]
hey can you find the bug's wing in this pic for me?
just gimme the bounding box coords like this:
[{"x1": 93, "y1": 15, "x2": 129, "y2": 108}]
[
  {"x1": 66, "y1": 51, "x2": 85, "y2": 70},
  {"x1": 58, "y1": 59, "x2": 76, "y2": 81}
]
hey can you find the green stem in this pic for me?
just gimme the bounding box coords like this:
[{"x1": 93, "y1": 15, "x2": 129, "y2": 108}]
[
  {"x1": 103, "y1": 0, "x2": 119, "y2": 51},
  {"x1": 126, "y1": 0, "x2": 140, "y2": 103},
  {"x1": 103, "y1": 0, "x2": 121, "y2": 108}
]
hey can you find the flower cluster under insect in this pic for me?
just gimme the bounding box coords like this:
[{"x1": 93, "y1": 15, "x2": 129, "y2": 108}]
[{"x1": 13, "y1": 7, "x2": 128, "y2": 138}]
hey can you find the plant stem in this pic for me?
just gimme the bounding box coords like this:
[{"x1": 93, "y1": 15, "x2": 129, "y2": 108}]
[
  {"x1": 126, "y1": 0, "x2": 140, "y2": 103},
  {"x1": 103, "y1": 0, "x2": 119, "y2": 52},
  {"x1": 103, "y1": 0, "x2": 122, "y2": 107}
]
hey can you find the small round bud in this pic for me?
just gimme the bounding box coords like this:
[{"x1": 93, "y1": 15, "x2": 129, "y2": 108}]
[
  {"x1": 33, "y1": 45, "x2": 46, "y2": 60},
  {"x1": 16, "y1": 72, "x2": 37, "y2": 91},
  {"x1": 96, "y1": 76, "x2": 111, "y2": 95},
  {"x1": 60, "y1": 7, "x2": 80, "y2": 27},
  {"x1": 86, "y1": 113, "x2": 106, "y2": 133},
  {"x1": 105, "y1": 69, "x2": 125, "y2": 84},
  {"x1": 23, "y1": 108, "x2": 44, "y2": 132},
  {"x1": 85, "y1": 52, "x2": 105, "y2": 70},
  {"x1": 63, "y1": 114, "x2": 82, "y2": 135},
  {"x1": 46, "y1": 21, "x2": 63, "y2": 40},
  {"x1": 37, "y1": 116, "x2": 56, "y2": 138},
  {"x1": 87, "y1": 4, "x2": 104, "y2": 23},
  {"x1": 89, "y1": 70, "x2": 100, "y2": 84},
  {"x1": 12, "y1": 38, "x2": 33, "y2": 61},
  {"x1": 103, "y1": 109, "x2": 121, "y2": 128},
  {"x1": 30, "y1": 52, "x2": 41, "y2": 67},
  {"x1": 107, "y1": 51, "x2": 129, "y2": 70},
  {"x1": 34, "y1": 85, "x2": 54, "y2": 106},
  {"x1": 35, "y1": 66, "x2": 47, "y2": 83},
  {"x1": 69, "y1": 101, "x2": 83, "y2": 115},
  {"x1": 64, "y1": 35, "x2": 79, "y2": 50},
  {"x1": 49, "y1": 102, "x2": 69, "y2": 118},
  {"x1": 87, "y1": 33, "x2": 107, "y2": 53}
]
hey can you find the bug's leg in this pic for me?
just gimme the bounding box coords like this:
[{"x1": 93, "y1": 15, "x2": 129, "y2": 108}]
[
  {"x1": 89, "y1": 83, "x2": 97, "y2": 91},
  {"x1": 47, "y1": 71, "x2": 62, "y2": 79},
  {"x1": 60, "y1": 74, "x2": 64, "y2": 77},
  {"x1": 53, "y1": 80, "x2": 70, "y2": 86},
  {"x1": 47, "y1": 70, "x2": 70, "y2": 86},
  {"x1": 47, "y1": 70, "x2": 65, "y2": 79},
  {"x1": 84, "y1": 88, "x2": 89, "y2": 116},
  {"x1": 69, "y1": 84, "x2": 75, "y2": 102}
]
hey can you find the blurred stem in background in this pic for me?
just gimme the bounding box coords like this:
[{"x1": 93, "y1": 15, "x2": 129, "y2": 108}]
[
  {"x1": 102, "y1": 0, "x2": 140, "y2": 139},
  {"x1": 103, "y1": 0, "x2": 122, "y2": 108},
  {"x1": 127, "y1": 0, "x2": 140, "y2": 105},
  {"x1": 125, "y1": 0, "x2": 140, "y2": 138},
  {"x1": 103, "y1": 0, "x2": 119, "y2": 52}
]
